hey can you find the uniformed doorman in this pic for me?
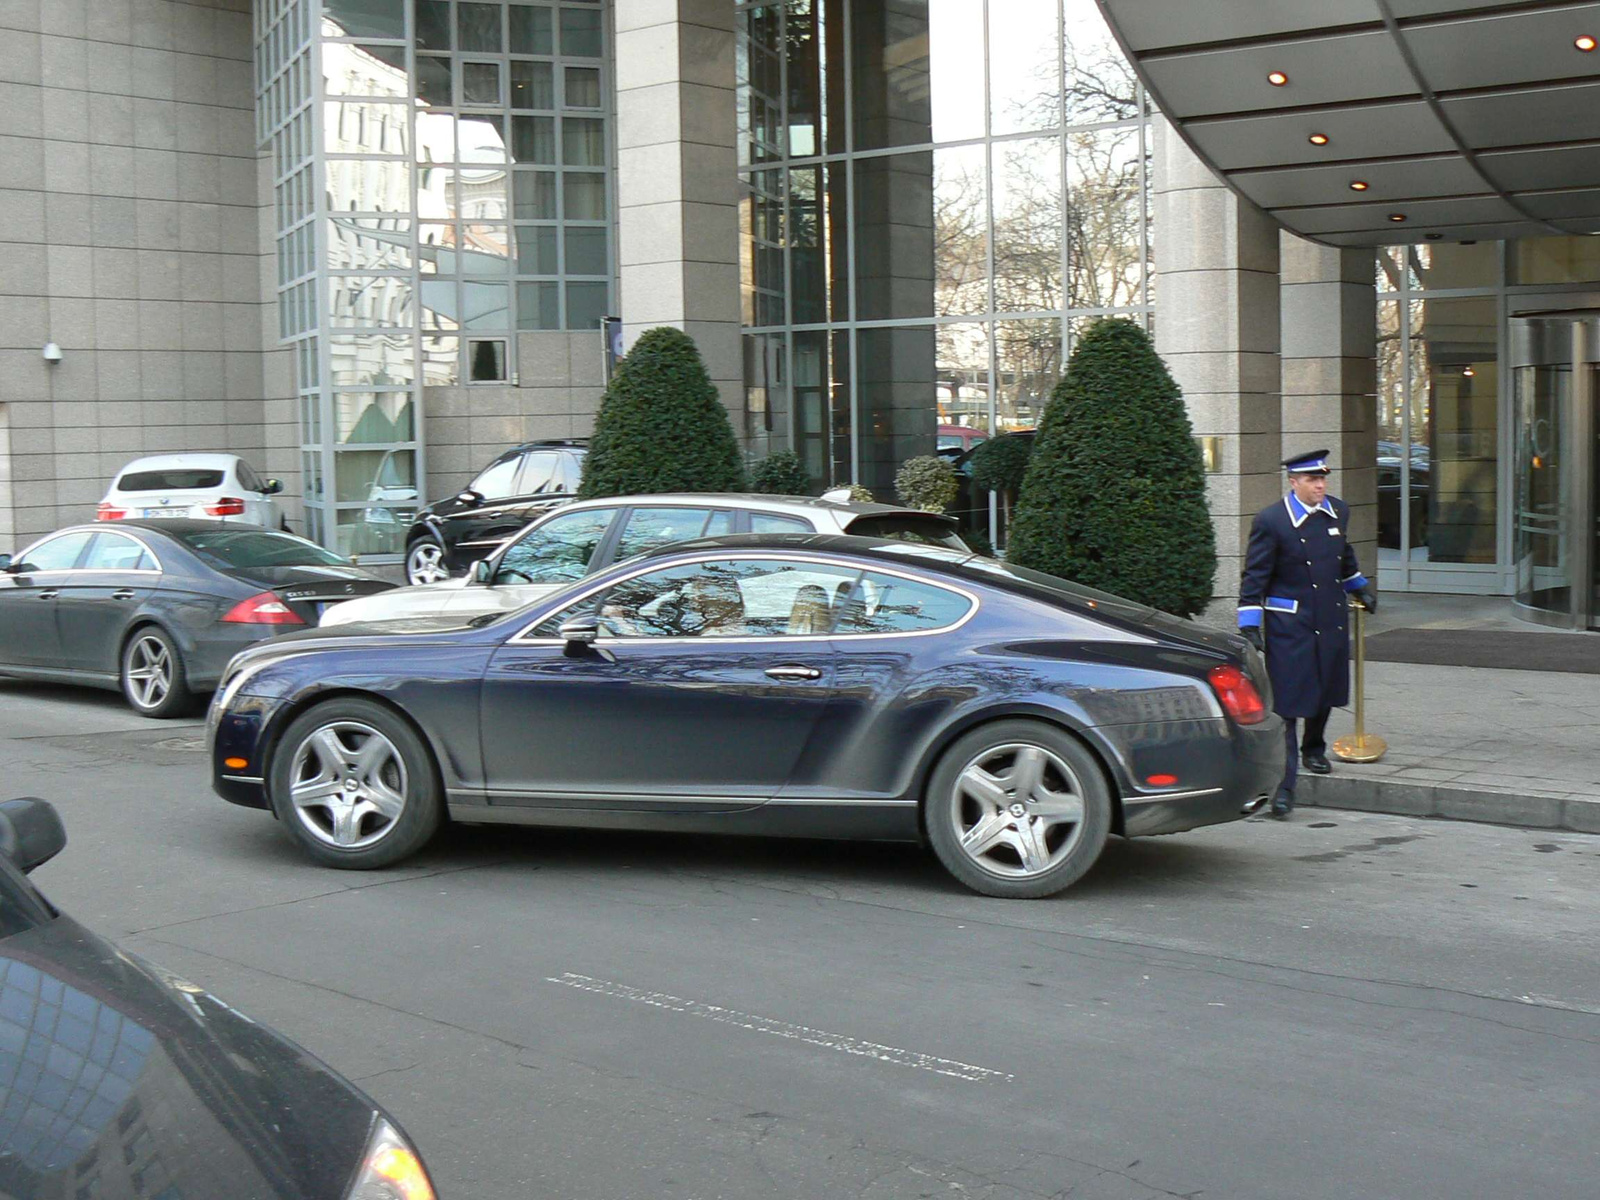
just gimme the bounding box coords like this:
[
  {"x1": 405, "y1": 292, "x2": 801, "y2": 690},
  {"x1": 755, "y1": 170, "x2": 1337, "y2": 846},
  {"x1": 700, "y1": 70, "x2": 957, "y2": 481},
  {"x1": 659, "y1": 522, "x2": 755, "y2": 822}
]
[{"x1": 1238, "y1": 450, "x2": 1377, "y2": 817}]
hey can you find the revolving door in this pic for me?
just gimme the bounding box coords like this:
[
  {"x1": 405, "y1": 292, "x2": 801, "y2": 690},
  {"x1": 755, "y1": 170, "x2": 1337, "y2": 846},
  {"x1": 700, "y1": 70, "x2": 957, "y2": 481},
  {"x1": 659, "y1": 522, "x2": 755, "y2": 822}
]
[{"x1": 1510, "y1": 317, "x2": 1598, "y2": 628}]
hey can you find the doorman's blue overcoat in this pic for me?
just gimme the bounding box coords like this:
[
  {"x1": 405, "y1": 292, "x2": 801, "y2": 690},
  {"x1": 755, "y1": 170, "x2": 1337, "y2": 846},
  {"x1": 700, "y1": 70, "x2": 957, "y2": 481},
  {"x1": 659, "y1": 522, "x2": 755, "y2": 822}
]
[{"x1": 1238, "y1": 494, "x2": 1369, "y2": 718}]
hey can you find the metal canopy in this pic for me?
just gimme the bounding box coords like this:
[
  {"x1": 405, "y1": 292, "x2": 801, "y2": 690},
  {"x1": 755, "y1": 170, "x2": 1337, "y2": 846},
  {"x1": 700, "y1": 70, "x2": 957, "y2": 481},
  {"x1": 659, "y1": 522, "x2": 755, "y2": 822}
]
[{"x1": 1096, "y1": 0, "x2": 1600, "y2": 245}]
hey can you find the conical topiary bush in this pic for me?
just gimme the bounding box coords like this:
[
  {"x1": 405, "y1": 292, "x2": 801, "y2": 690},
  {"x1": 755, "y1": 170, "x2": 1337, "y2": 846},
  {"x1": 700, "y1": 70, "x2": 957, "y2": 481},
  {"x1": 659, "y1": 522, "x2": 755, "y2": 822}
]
[
  {"x1": 578, "y1": 326, "x2": 746, "y2": 498},
  {"x1": 1006, "y1": 318, "x2": 1215, "y2": 616}
]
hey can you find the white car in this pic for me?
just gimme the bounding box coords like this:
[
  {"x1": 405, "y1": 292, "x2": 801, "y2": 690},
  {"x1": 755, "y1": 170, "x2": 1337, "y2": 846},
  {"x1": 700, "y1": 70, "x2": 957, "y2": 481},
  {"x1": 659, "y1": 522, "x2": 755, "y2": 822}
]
[
  {"x1": 98, "y1": 454, "x2": 284, "y2": 527},
  {"x1": 320, "y1": 493, "x2": 971, "y2": 627}
]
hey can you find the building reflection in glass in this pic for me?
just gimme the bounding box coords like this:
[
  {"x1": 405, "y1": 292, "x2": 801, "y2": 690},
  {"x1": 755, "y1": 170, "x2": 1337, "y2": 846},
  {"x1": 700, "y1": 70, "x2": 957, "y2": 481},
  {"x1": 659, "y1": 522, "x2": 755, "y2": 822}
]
[{"x1": 735, "y1": 0, "x2": 1153, "y2": 506}]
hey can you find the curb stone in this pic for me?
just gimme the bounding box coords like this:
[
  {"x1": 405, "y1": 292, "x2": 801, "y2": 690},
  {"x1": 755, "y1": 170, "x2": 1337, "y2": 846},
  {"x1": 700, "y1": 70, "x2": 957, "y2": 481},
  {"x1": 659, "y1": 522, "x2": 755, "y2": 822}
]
[{"x1": 1299, "y1": 773, "x2": 1594, "y2": 834}]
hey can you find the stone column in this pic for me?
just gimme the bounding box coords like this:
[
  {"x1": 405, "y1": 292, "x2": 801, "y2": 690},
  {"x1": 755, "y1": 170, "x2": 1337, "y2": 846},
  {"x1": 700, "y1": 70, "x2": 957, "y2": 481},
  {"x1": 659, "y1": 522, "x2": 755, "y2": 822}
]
[
  {"x1": 613, "y1": 1, "x2": 744, "y2": 427},
  {"x1": 1280, "y1": 234, "x2": 1379, "y2": 586},
  {"x1": 1151, "y1": 118, "x2": 1283, "y2": 615}
]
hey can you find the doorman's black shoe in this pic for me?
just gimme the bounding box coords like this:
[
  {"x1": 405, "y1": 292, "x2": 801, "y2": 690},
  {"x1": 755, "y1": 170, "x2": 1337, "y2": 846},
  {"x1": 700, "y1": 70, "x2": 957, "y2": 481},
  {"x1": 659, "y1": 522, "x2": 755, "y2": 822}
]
[
  {"x1": 1270, "y1": 791, "x2": 1294, "y2": 819},
  {"x1": 1302, "y1": 752, "x2": 1332, "y2": 775}
]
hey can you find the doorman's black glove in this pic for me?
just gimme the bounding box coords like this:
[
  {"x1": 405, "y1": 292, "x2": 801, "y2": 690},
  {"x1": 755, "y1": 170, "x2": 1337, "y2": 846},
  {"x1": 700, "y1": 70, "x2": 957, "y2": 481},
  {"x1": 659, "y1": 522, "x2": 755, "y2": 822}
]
[
  {"x1": 1240, "y1": 626, "x2": 1264, "y2": 653},
  {"x1": 1355, "y1": 584, "x2": 1378, "y2": 615}
]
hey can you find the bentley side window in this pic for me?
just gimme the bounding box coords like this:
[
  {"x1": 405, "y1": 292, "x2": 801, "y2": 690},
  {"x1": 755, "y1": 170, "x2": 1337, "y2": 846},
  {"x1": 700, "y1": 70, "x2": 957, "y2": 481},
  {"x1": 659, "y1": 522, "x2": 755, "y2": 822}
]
[
  {"x1": 532, "y1": 558, "x2": 861, "y2": 639},
  {"x1": 833, "y1": 570, "x2": 972, "y2": 635}
]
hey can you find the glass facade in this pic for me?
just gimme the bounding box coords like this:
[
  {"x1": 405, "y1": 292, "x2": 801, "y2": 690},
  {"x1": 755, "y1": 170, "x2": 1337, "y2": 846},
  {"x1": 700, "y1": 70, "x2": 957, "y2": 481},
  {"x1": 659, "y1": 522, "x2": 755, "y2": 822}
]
[
  {"x1": 1376, "y1": 235, "x2": 1600, "y2": 597},
  {"x1": 734, "y1": 0, "x2": 1152, "y2": 499},
  {"x1": 256, "y1": 0, "x2": 610, "y2": 557}
]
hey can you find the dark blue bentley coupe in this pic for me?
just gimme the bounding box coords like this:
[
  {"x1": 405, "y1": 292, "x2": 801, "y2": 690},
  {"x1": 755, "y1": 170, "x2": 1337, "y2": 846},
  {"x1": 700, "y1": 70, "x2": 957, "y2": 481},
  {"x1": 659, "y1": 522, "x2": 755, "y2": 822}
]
[{"x1": 208, "y1": 534, "x2": 1282, "y2": 899}]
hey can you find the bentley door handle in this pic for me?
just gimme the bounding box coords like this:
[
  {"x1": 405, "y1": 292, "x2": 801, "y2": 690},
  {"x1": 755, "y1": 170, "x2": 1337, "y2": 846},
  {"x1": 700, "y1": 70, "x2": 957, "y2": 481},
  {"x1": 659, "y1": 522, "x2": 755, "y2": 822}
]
[
  {"x1": 765, "y1": 664, "x2": 822, "y2": 681},
  {"x1": 37, "y1": 590, "x2": 58, "y2": 600},
  {"x1": 111, "y1": 589, "x2": 136, "y2": 600}
]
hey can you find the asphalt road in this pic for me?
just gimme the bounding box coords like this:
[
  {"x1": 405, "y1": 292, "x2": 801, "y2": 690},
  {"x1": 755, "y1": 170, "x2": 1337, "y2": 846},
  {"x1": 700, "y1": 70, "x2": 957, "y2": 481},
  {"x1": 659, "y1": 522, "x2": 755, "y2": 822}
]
[{"x1": 2, "y1": 679, "x2": 1597, "y2": 1200}]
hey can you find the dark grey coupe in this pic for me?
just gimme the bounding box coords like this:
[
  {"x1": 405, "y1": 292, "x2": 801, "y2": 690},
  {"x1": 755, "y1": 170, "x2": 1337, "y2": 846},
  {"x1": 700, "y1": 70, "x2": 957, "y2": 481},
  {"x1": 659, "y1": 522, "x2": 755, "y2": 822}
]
[
  {"x1": 0, "y1": 797, "x2": 437, "y2": 1199},
  {"x1": 209, "y1": 534, "x2": 1281, "y2": 899},
  {"x1": 0, "y1": 522, "x2": 394, "y2": 718}
]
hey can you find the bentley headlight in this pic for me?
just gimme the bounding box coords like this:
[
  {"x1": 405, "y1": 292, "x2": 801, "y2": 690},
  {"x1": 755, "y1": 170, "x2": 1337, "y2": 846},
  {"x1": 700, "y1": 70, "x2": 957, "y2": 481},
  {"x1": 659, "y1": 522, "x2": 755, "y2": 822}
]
[{"x1": 346, "y1": 1118, "x2": 436, "y2": 1200}]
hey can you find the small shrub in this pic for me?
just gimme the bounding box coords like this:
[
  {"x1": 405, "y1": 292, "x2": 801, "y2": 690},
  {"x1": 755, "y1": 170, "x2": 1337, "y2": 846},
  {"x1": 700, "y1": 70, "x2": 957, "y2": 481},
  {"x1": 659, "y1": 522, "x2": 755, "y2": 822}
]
[
  {"x1": 895, "y1": 455, "x2": 959, "y2": 513},
  {"x1": 579, "y1": 327, "x2": 746, "y2": 498},
  {"x1": 749, "y1": 450, "x2": 812, "y2": 496},
  {"x1": 1007, "y1": 318, "x2": 1216, "y2": 616},
  {"x1": 844, "y1": 482, "x2": 874, "y2": 503}
]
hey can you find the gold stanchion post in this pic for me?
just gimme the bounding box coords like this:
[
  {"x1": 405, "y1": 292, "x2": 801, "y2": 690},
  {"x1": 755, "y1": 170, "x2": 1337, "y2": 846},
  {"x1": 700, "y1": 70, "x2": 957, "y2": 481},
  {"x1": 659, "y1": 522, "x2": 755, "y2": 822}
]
[{"x1": 1332, "y1": 598, "x2": 1386, "y2": 762}]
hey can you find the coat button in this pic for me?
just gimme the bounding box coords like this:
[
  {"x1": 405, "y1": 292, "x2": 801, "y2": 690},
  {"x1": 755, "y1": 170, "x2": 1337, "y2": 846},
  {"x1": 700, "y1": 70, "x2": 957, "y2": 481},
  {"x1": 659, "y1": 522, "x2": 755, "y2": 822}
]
[
  {"x1": 1312, "y1": 583, "x2": 1319, "y2": 589},
  {"x1": 1314, "y1": 629, "x2": 1321, "y2": 635},
  {"x1": 1306, "y1": 560, "x2": 1312, "y2": 566}
]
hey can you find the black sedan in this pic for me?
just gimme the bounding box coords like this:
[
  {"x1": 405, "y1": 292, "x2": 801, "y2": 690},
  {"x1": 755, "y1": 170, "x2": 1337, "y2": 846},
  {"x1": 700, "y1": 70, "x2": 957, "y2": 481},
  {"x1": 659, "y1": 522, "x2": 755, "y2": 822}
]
[
  {"x1": 0, "y1": 796, "x2": 437, "y2": 1199},
  {"x1": 0, "y1": 522, "x2": 395, "y2": 718},
  {"x1": 403, "y1": 440, "x2": 586, "y2": 584},
  {"x1": 210, "y1": 534, "x2": 1281, "y2": 899}
]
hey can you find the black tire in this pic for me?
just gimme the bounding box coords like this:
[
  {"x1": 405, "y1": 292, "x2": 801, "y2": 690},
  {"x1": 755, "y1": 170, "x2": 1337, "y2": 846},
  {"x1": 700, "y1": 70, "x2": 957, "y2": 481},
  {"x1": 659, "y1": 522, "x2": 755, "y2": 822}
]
[
  {"x1": 119, "y1": 626, "x2": 195, "y2": 719},
  {"x1": 924, "y1": 720, "x2": 1113, "y2": 899},
  {"x1": 267, "y1": 697, "x2": 442, "y2": 868},
  {"x1": 404, "y1": 535, "x2": 449, "y2": 585}
]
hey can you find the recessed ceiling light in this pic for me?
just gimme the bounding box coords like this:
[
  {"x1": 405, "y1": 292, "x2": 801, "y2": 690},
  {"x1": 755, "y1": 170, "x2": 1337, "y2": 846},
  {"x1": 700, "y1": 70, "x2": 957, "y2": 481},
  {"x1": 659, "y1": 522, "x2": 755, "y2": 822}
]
[
  {"x1": 1577, "y1": 35, "x2": 1597, "y2": 51},
  {"x1": 1308, "y1": 133, "x2": 1329, "y2": 145},
  {"x1": 1424, "y1": 233, "x2": 1443, "y2": 241},
  {"x1": 1388, "y1": 213, "x2": 1406, "y2": 222},
  {"x1": 1268, "y1": 71, "x2": 1289, "y2": 86},
  {"x1": 1350, "y1": 180, "x2": 1370, "y2": 191},
  {"x1": 1462, "y1": 366, "x2": 1475, "y2": 377}
]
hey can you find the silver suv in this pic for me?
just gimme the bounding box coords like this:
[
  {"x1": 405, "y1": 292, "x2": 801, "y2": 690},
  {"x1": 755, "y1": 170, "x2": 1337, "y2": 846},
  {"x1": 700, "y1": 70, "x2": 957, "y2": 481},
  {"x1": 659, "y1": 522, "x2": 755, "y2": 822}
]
[{"x1": 320, "y1": 493, "x2": 969, "y2": 626}]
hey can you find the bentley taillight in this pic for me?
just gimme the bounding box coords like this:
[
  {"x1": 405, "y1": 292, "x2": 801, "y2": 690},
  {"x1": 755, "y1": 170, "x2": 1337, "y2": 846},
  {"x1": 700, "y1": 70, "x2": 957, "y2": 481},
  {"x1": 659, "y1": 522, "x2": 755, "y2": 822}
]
[{"x1": 1208, "y1": 664, "x2": 1266, "y2": 725}]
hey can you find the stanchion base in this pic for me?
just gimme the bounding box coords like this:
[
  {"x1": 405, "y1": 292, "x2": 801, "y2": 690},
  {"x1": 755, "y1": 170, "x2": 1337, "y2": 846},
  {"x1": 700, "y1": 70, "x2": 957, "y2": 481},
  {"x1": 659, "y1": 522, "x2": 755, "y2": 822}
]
[{"x1": 1332, "y1": 734, "x2": 1388, "y2": 763}]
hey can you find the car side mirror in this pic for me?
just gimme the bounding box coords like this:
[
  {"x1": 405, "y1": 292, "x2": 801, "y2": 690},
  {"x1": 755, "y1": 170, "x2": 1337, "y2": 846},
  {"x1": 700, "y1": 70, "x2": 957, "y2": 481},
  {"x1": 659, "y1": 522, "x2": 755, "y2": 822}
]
[
  {"x1": 0, "y1": 798, "x2": 67, "y2": 874},
  {"x1": 262, "y1": 478, "x2": 284, "y2": 496},
  {"x1": 469, "y1": 558, "x2": 493, "y2": 586},
  {"x1": 558, "y1": 615, "x2": 600, "y2": 644},
  {"x1": 0, "y1": 554, "x2": 11, "y2": 572},
  {"x1": 456, "y1": 489, "x2": 484, "y2": 507}
]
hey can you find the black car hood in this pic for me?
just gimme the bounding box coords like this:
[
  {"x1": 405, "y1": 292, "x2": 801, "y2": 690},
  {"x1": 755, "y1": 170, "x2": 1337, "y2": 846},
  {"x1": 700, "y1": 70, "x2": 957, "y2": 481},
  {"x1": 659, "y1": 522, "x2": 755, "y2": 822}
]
[{"x1": 0, "y1": 917, "x2": 377, "y2": 1200}]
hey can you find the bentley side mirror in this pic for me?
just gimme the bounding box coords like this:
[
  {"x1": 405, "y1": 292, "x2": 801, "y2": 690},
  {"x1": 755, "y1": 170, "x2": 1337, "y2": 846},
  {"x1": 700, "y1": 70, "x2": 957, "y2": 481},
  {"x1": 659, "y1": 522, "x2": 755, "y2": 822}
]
[
  {"x1": 262, "y1": 478, "x2": 284, "y2": 496},
  {"x1": 469, "y1": 558, "x2": 493, "y2": 586},
  {"x1": 456, "y1": 489, "x2": 484, "y2": 507},
  {"x1": 0, "y1": 798, "x2": 67, "y2": 874},
  {"x1": 558, "y1": 615, "x2": 600, "y2": 645}
]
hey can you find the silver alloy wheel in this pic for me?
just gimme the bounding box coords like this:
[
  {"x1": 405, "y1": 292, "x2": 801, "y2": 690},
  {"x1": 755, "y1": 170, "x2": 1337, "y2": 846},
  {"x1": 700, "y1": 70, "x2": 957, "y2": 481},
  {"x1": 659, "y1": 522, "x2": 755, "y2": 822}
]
[
  {"x1": 287, "y1": 720, "x2": 408, "y2": 849},
  {"x1": 125, "y1": 635, "x2": 172, "y2": 711},
  {"x1": 948, "y1": 742, "x2": 1087, "y2": 879},
  {"x1": 406, "y1": 541, "x2": 447, "y2": 584}
]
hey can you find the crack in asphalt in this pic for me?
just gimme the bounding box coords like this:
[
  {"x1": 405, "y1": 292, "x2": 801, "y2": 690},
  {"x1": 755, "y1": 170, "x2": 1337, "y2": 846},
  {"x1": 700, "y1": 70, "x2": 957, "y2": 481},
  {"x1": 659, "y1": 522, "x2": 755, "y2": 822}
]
[
  {"x1": 121, "y1": 858, "x2": 516, "y2": 936},
  {"x1": 130, "y1": 934, "x2": 536, "y2": 1055}
]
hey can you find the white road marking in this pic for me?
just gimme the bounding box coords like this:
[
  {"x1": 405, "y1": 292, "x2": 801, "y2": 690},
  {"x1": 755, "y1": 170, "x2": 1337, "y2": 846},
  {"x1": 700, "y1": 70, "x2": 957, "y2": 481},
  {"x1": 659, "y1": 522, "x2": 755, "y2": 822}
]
[{"x1": 548, "y1": 972, "x2": 1013, "y2": 1084}]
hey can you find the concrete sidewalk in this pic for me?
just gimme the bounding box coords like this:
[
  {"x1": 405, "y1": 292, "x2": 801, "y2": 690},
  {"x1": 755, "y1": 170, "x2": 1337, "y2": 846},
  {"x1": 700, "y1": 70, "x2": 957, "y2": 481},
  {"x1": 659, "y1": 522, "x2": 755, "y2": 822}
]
[{"x1": 1297, "y1": 594, "x2": 1600, "y2": 832}]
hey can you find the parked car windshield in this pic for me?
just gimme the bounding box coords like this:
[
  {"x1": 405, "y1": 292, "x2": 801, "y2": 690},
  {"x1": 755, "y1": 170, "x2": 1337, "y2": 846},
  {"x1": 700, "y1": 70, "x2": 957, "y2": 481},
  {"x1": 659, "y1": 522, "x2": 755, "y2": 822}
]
[
  {"x1": 173, "y1": 529, "x2": 350, "y2": 570},
  {"x1": 119, "y1": 469, "x2": 224, "y2": 491}
]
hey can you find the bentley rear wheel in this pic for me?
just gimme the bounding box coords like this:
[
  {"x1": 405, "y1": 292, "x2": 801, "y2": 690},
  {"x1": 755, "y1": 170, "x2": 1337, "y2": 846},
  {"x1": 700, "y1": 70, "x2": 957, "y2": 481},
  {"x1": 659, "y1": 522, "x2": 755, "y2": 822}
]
[{"x1": 925, "y1": 720, "x2": 1112, "y2": 898}]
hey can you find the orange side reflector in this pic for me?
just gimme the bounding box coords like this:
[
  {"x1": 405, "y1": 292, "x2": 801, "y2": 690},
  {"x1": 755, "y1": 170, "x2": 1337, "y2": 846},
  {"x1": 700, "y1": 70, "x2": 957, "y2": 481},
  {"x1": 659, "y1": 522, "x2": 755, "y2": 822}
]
[
  {"x1": 224, "y1": 757, "x2": 249, "y2": 770},
  {"x1": 1146, "y1": 774, "x2": 1178, "y2": 786}
]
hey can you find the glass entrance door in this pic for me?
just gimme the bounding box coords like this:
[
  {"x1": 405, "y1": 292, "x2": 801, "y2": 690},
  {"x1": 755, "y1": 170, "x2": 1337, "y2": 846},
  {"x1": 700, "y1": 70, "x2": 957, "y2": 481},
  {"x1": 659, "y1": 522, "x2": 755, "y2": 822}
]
[
  {"x1": 1510, "y1": 317, "x2": 1599, "y2": 628},
  {"x1": 1512, "y1": 358, "x2": 1569, "y2": 618}
]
